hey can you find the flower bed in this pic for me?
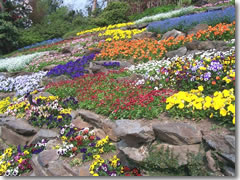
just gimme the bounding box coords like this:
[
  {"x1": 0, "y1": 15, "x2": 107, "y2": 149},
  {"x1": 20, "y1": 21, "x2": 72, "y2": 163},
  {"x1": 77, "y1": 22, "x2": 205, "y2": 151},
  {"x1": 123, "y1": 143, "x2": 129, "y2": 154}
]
[
  {"x1": 0, "y1": 52, "x2": 45, "y2": 72},
  {"x1": 147, "y1": 6, "x2": 235, "y2": 34},
  {"x1": 95, "y1": 22, "x2": 235, "y2": 62},
  {"x1": 89, "y1": 155, "x2": 142, "y2": 176},
  {"x1": 18, "y1": 38, "x2": 63, "y2": 52},
  {"x1": 56, "y1": 126, "x2": 116, "y2": 161},
  {"x1": 135, "y1": 6, "x2": 195, "y2": 24},
  {"x1": 0, "y1": 139, "x2": 47, "y2": 176},
  {"x1": 0, "y1": 71, "x2": 47, "y2": 96},
  {"x1": 46, "y1": 70, "x2": 176, "y2": 120},
  {"x1": 46, "y1": 53, "x2": 96, "y2": 78}
]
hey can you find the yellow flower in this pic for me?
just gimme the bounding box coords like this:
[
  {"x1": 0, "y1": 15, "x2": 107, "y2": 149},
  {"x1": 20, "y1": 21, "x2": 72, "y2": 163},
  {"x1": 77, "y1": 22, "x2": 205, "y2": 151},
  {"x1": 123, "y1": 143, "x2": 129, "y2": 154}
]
[
  {"x1": 61, "y1": 136, "x2": 67, "y2": 141},
  {"x1": 24, "y1": 150, "x2": 29, "y2": 155},
  {"x1": 220, "y1": 108, "x2": 227, "y2": 117},
  {"x1": 18, "y1": 158, "x2": 23, "y2": 164},
  {"x1": 232, "y1": 116, "x2": 235, "y2": 125},
  {"x1": 93, "y1": 173, "x2": 99, "y2": 176},
  {"x1": 99, "y1": 147, "x2": 104, "y2": 153},
  {"x1": 57, "y1": 115, "x2": 63, "y2": 119},
  {"x1": 198, "y1": 86, "x2": 204, "y2": 92}
]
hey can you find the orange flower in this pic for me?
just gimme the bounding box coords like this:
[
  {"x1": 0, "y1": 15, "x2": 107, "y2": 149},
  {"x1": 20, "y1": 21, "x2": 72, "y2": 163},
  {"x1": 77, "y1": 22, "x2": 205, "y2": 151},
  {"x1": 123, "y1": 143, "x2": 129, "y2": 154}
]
[
  {"x1": 216, "y1": 76, "x2": 220, "y2": 80},
  {"x1": 212, "y1": 81, "x2": 216, "y2": 85},
  {"x1": 72, "y1": 147, "x2": 77, "y2": 152}
]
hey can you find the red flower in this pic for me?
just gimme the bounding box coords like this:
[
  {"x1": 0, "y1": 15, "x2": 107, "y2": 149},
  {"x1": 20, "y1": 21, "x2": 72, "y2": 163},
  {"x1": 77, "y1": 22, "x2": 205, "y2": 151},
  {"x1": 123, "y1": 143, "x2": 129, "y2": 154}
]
[
  {"x1": 123, "y1": 166, "x2": 131, "y2": 172},
  {"x1": 89, "y1": 136, "x2": 95, "y2": 141},
  {"x1": 124, "y1": 173, "x2": 131, "y2": 176}
]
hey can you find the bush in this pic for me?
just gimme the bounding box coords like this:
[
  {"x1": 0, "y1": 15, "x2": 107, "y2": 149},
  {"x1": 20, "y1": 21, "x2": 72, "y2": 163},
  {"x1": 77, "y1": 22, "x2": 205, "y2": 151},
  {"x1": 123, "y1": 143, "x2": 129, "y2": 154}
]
[
  {"x1": 0, "y1": 13, "x2": 19, "y2": 55},
  {"x1": 96, "y1": 1, "x2": 130, "y2": 26}
]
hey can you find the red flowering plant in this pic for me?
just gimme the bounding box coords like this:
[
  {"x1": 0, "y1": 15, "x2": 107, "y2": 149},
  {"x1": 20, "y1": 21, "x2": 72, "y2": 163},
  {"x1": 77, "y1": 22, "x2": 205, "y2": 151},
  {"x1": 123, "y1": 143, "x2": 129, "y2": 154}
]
[
  {"x1": 46, "y1": 70, "x2": 176, "y2": 120},
  {"x1": 56, "y1": 125, "x2": 116, "y2": 162}
]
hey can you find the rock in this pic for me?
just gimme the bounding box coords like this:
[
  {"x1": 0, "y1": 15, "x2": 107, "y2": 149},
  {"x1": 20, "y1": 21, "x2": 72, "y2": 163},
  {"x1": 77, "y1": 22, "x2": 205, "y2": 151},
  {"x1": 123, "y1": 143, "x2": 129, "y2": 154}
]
[
  {"x1": 223, "y1": 166, "x2": 235, "y2": 176},
  {"x1": 47, "y1": 160, "x2": 72, "y2": 176},
  {"x1": 186, "y1": 40, "x2": 215, "y2": 50},
  {"x1": 38, "y1": 150, "x2": 59, "y2": 167},
  {"x1": 114, "y1": 120, "x2": 155, "y2": 147},
  {"x1": 207, "y1": 6, "x2": 227, "y2": 12},
  {"x1": 4, "y1": 119, "x2": 37, "y2": 136},
  {"x1": 213, "y1": 41, "x2": 228, "y2": 51},
  {"x1": 153, "y1": 122, "x2": 202, "y2": 145},
  {"x1": 0, "y1": 116, "x2": 16, "y2": 126},
  {"x1": 187, "y1": 24, "x2": 209, "y2": 35},
  {"x1": 84, "y1": 48, "x2": 101, "y2": 56},
  {"x1": 94, "y1": 128, "x2": 107, "y2": 139},
  {"x1": 72, "y1": 117, "x2": 92, "y2": 129},
  {"x1": 61, "y1": 47, "x2": 73, "y2": 54},
  {"x1": 0, "y1": 138, "x2": 9, "y2": 151},
  {"x1": 206, "y1": 151, "x2": 217, "y2": 172},
  {"x1": 89, "y1": 63, "x2": 108, "y2": 74},
  {"x1": 31, "y1": 155, "x2": 48, "y2": 176},
  {"x1": 203, "y1": 134, "x2": 235, "y2": 165},
  {"x1": 154, "y1": 143, "x2": 202, "y2": 166},
  {"x1": 78, "y1": 109, "x2": 118, "y2": 141},
  {"x1": 29, "y1": 129, "x2": 58, "y2": 145},
  {"x1": 119, "y1": 145, "x2": 148, "y2": 163},
  {"x1": 166, "y1": 46, "x2": 187, "y2": 58},
  {"x1": 1, "y1": 126, "x2": 30, "y2": 146},
  {"x1": 137, "y1": 23, "x2": 149, "y2": 29},
  {"x1": 63, "y1": 162, "x2": 91, "y2": 176},
  {"x1": 94, "y1": 61, "x2": 132, "y2": 68},
  {"x1": 132, "y1": 32, "x2": 155, "y2": 40},
  {"x1": 42, "y1": 64, "x2": 57, "y2": 71},
  {"x1": 161, "y1": 29, "x2": 185, "y2": 40},
  {"x1": 70, "y1": 110, "x2": 79, "y2": 120},
  {"x1": 224, "y1": 135, "x2": 235, "y2": 149},
  {"x1": 45, "y1": 139, "x2": 60, "y2": 150},
  {"x1": 186, "y1": 50, "x2": 203, "y2": 57},
  {"x1": 193, "y1": 0, "x2": 208, "y2": 6}
]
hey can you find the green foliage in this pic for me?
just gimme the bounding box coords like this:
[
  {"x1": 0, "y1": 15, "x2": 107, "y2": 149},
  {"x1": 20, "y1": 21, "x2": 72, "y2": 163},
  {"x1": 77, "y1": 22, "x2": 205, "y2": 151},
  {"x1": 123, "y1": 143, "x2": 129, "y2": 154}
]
[
  {"x1": 0, "y1": 13, "x2": 19, "y2": 55},
  {"x1": 129, "y1": 5, "x2": 176, "y2": 21},
  {"x1": 95, "y1": 1, "x2": 130, "y2": 26}
]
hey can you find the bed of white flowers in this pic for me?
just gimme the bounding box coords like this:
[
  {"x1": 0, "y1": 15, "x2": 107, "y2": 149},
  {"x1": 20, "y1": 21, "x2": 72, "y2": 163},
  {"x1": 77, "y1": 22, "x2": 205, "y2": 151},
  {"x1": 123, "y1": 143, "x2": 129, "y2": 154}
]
[{"x1": 0, "y1": 52, "x2": 45, "y2": 72}]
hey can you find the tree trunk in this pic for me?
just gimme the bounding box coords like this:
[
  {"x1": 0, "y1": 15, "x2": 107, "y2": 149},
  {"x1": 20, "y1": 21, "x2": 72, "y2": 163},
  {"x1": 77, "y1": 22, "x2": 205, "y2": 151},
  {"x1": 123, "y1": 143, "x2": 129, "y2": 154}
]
[{"x1": 92, "y1": 0, "x2": 97, "y2": 13}]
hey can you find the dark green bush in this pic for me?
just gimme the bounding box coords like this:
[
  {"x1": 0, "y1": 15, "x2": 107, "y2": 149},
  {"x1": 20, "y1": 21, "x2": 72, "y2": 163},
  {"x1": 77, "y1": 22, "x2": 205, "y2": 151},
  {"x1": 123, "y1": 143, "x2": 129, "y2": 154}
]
[{"x1": 96, "y1": 1, "x2": 130, "y2": 26}]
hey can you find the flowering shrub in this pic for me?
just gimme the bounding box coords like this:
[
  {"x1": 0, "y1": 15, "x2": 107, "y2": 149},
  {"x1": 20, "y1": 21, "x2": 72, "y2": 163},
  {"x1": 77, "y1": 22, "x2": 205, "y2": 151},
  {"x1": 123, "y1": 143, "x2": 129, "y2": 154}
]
[
  {"x1": 0, "y1": 71, "x2": 47, "y2": 96},
  {"x1": 96, "y1": 22, "x2": 235, "y2": 62},
  {"x1": 0, "y1": 139, "x2": 47, "y2": 176},
  {"x1": 135, "y1": 6, "x2": 195, "y2": 24},
  {"x1": 0, "y1": 52, "x2": 45, "y2": 72},
  {"x1": 98, "y1": 28, "x2": 146, "y2": 41},
  {"x1": 56, "y1": 126, "x2": 116, "y2": 162},
  {"x1": 102, "y1": 62, "x2": 120, "y2": 69},
  {"x1": 166, "y1": 87, "x2": 235, "y2": 125},
  {"x1": 46, "y1": 54, "x2": 96, "y2": 78},
  {"x1": 148, "y1": 7, "x2": 235, "y2": 34},
  {"x1": 89, "y1": 155, "x2": 142, "y2": 176},
  {"x1": 46, "y1": 70, "x2": 176, "y2": 120},
  {"x1": 76, "y1": 22, "x2": 134, "y2": 36},
  {"x1": 18, "y1": 38, "x2": 63, "y2": 52}
]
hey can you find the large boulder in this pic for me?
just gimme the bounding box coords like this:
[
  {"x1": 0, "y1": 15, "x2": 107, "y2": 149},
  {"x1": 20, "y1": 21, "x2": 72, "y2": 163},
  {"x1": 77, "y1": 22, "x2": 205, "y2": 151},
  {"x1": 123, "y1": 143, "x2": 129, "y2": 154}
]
[
  {"x1": 187, "y1": 24, "x2": 209, "y2": 35},
  {"x1": 161, "y1": 29, "x2": 185, "y2": 40},
  {"x1": 186, "y1": 40, "x2": 215, "y2": 50},
  {"x1": 114, "y1": 120, "x2": 155, "y2": 147},
  {"x1": 154, "y1": 143, "x2": 202, "y2": 166},
  {"x1": 3, "y1": 118, "x2": 37, "y2": 136},
  {"x1": 153, "y1": 122, "x2": 202, "y2": 145},
  {"x1": 166, "y1": 46, "x2": 187, "y2": 58},
  {"x1": 28, "y1": 129, "x2": 58, "y2": 145},
  {"x1": 38, "y1": 150, "x2": 59, "y2": 168},
  {"x1": 84, "y1": 48, "x2": 101, "y2": 56},
  {"x1": 132, "y1": 32, "x2": 155, "y2": 40}
]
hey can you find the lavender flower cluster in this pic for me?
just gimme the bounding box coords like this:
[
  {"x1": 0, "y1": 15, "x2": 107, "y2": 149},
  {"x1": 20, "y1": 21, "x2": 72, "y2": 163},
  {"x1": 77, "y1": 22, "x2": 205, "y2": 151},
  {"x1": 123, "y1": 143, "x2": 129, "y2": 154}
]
[
  {"x1": 103, "y1": 62, "x2": 120, "y2": 68},
  {"x1": 0, "y1": 71, "x2": 47, "y2": 96},
  {"x1": 148, "y1": 6, "x2": 235, "y2": 33},
  {"x1": 47, "y1": 53, "x2": 96, "y2": 78}
]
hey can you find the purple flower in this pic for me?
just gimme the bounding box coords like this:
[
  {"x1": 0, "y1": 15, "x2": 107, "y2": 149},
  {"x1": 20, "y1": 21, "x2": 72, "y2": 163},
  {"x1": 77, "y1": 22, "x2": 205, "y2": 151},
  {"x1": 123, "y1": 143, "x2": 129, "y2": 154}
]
[
  {"x1": 101, "y1": 164, "x2": 108, "y2": 172},
  {"x1": 203, "y1": 72, "x2": 211, "y2": 81},
  {"x1": 80, "y1": 148, "x2": 87, "y2": 153},
  {"x1": 17, "y1": 145, "x2": 22, "y2": 153}
]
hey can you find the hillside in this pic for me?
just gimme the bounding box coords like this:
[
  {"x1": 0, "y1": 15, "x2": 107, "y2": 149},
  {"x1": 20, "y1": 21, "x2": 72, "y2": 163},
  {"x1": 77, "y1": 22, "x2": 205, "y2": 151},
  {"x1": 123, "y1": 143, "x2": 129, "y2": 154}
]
[{"x1": 0, "y1": 1, "x2": 236, "y2": 177}]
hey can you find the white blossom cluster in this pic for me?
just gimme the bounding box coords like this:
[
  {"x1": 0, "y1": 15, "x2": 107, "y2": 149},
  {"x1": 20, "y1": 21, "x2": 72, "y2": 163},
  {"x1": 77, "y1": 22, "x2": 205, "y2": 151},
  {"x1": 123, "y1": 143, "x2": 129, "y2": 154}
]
[
  {"x1": 0, "y1": 52, "x2": 45, "y2": 72},
  {"x1": 134, "y1": 6, "x2": 195, "y2": 24},
  {"x1": 4, "y1": 167, "x2": 19, "y2": 176},
  {"x1": 0, "y1": 71, "x2": 47, "y2": 96}
]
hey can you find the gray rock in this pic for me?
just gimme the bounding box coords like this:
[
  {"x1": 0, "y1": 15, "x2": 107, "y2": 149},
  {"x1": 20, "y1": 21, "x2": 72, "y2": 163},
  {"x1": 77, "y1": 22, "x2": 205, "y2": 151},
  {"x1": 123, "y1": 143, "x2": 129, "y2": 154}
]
[
  {"x1": 30, "y1": 155, "x2": 48, "y2": 176},
  {"x1": 114, "y1": 120, "x2": 155, "y2": 147},
  {"x1": 40, "y1": 75, "x2": 71, "y2": 86},
  {"x1": 42, "y1": 64, "x2": 57, "y2": 71},
  {"x1": 132, "y1": 32, "x2": 155, "y2": 40},
  {"x1": 94, "y1": 61, "x2": 132, "y2": 68},
  {"x1": 224, "y1": 135, "x2": 235, "y2": 149},
  {"x1": 70, "y1": 110, "x2": 79, "y2": 120},
  {"x1": 206, "y1": 151, "x2": 217, "y2": 172},
  {"x1": 29, "y1": 129, "x2": 58, "y2": 145},
  {"x1": 1, "y1": 126, "x2": 30, "y2": 146},
  {"x1": 119, "y1": 145, "x2": 148, "y2": 163},
  {"x1": 187, "y1": 24, "x2": 209, "y2": 35},
  {"x1": 153, "y1": 122, "x2": 202, "y2": 145},
  {"x1": 4, "y1": 119, "x2": 37, "y2": 136},
  {"x1": 38, "y1": 150, "x2": 59, "y2": 167},
  {"x1": 186, "y1": 40, "x2": 215, "y2": 50},
  {"x1": 61, "y1": 46, "x2": 73, "y2": 54},
  {"x1": 166, "y1": 46, "x2": 187, "y2": 58},
  {"x1": 78, "y1": 109, "x2": 118, "y2": 141},
  {"x1": 90, "y1": 64, "x2": 108, "y2": 74},
  {"x1": 72, "y1": 117, "x2": 93, "y2": 129},
  {"x1": 84, "y1": 48, "x2": 101, "y2": 56},
  {"x1": 223, "y1": 166, "x2": 235, "y2": 176},
  {"x1": 161, "y1": 29, "x2": 185, "y2": 40},
  {"x1": 45, "y1": 139, "x2": 60, "y2": 150},
  {"x1": 116, "y1": 73, "x2": 143, "y2": 83},
  {"x1": 154, "y1": 143, "x2": 202, "y2": 166},
  {"x1": 47, "y1": 160, "x2": 72, "y2": 176},
  {"x1": 221, "y1": 153, "x2": 235, "y2": 165},
  {"x1": 0, "y1": 92, "x2": 16, "y2": 100}
]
